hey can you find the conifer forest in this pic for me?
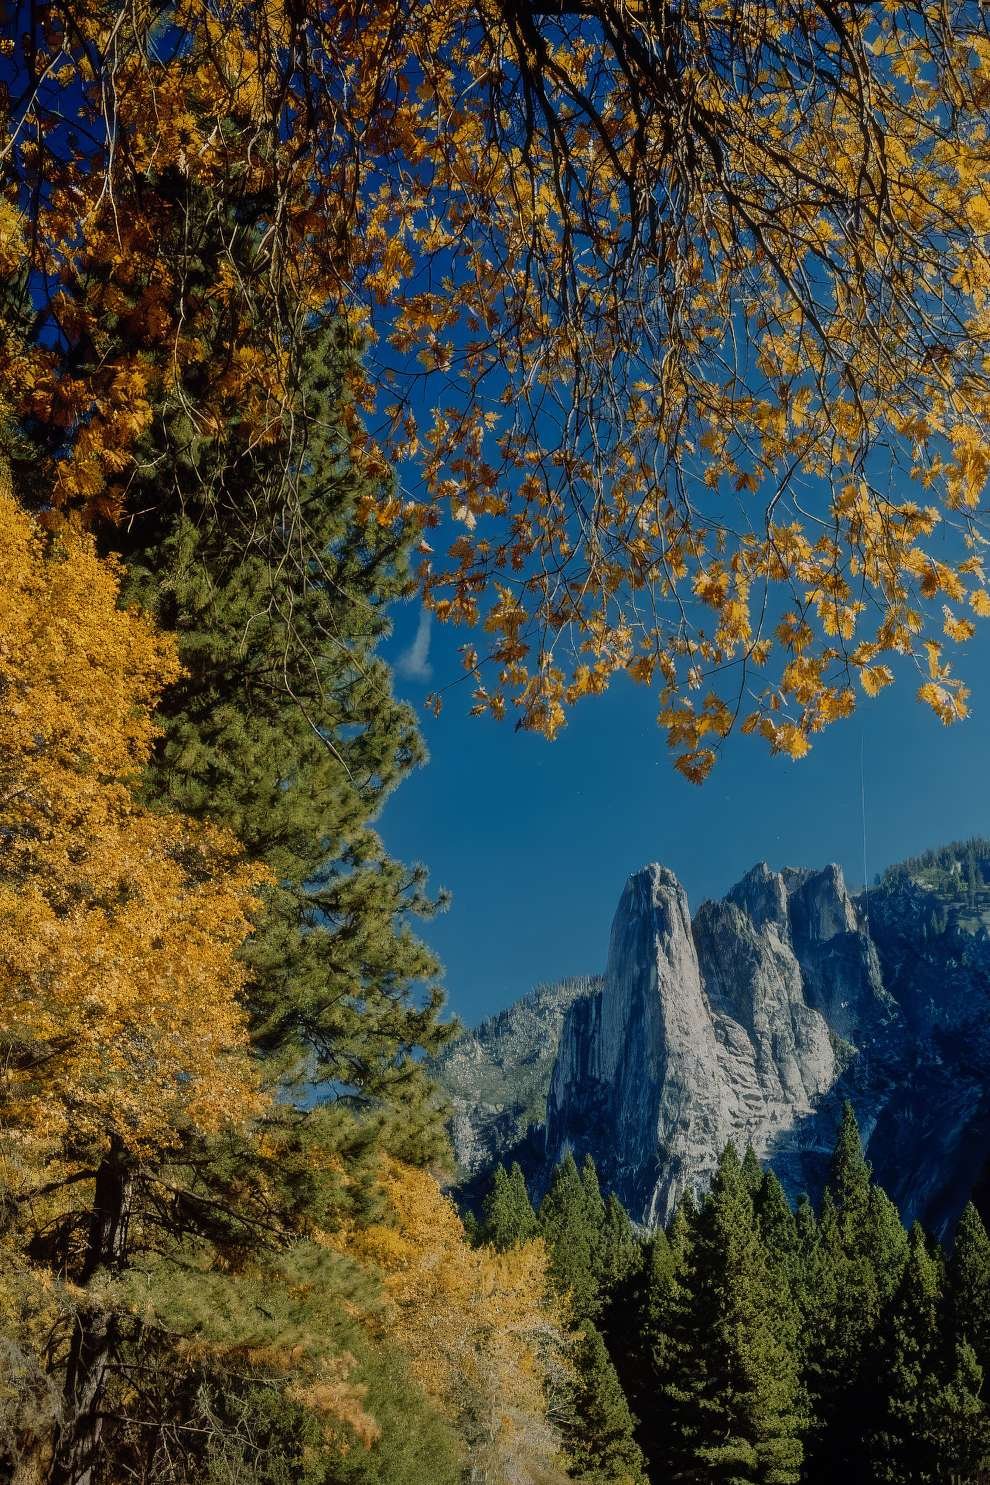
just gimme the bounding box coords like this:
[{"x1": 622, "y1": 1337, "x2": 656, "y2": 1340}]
[{"x1": 3, "y1": 3, "x2": 990, "y2": 1482}]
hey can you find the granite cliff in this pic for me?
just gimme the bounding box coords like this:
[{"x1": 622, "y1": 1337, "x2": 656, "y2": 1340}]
[{"x1": 434, "y1": 843, "x2": 990, "y2": 1236}]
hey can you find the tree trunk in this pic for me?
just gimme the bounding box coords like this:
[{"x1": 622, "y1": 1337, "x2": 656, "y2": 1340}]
[{"x1": 49, "y1": 1142, "x2": 133, "y2": 1485}]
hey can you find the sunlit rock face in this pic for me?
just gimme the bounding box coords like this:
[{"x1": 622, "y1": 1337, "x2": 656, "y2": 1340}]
[
  {"x1": 545, "y1": 865, "x2": 735, "y2": 1227},
  {"x1": 546, "y1": 862, "x2": 861, "y2": 1224},
  {"x1": 437, "y1": 854, "x2": 990, "y2": 1237}
]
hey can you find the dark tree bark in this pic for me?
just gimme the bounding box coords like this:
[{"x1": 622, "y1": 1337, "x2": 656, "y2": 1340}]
[{"x1": 50, "y1": 1141, "x2": 133, "y2": 1485}]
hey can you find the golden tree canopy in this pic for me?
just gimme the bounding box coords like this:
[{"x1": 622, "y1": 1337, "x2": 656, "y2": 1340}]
[
  {"x1": 0, "y1": 486, "x2": 266, "y2": 1165},
  {"x1": 342, "y1": 1159, "x2": 571, "y2": 1481},
  {"x1": 4, "y1": 1, "x2": 990, "y2": 774}
]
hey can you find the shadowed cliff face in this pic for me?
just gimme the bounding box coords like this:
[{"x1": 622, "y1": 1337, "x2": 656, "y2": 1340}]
[
  {"x1": 436, "y1": 852, "x2": 990, "y2": 1237},
  {"x1": 544, "y1": 859, "x2": 990, "y2": 1234},
  {"x1": 431, "y1": 976, "x2": 602, "y2": 1186}
]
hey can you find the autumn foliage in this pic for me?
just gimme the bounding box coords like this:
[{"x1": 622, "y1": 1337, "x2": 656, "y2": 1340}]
[
  {"x1": 0, "y1": 470, "x2": 573, "y2": 1483},
  {"x1": 5, "y1": 1, "x2": 990, "y2": 775},
  {"x1": 5, "y1": 1, "x2": 990, "y2": 1478},
  {"x1": 0, "y1": 483, "x2": 264, "y2": 1168},
  {"x1": 343, "y1": 1159, "x2": 573, "y2": 1482}
]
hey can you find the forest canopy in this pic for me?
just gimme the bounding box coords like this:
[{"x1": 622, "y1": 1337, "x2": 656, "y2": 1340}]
[{"x1": 4, "y1": 1, "x2": 990, "y2": 777}]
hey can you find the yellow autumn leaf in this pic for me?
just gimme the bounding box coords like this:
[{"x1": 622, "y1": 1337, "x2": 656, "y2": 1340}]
[{"x1": 859, "y1": 665, "x2": 895, "y2": 697}]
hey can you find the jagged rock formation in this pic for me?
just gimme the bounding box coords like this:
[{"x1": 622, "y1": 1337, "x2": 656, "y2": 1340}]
[
  {"x1": 545, "y1": 860, "x2": 899, "y2": 1227},
  {"x1": 435, "y1": 846, "x2": 990, "y2": 1237}
]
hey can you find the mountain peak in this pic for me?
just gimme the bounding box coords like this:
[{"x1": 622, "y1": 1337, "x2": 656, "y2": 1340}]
[
  {"x1": 726, "y1": 860, "x2": 790, "y2": 929},
  {"x1": 436, "y1": 844, "x2": 990, "y2": 1236}
]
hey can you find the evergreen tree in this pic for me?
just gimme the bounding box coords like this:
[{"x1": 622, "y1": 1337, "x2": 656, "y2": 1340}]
[
  {"x1": 667, "y1": 1190, "x2": 697, "y2": 1269},
  {"x1": 664, "y1": 1145, "x2": 803, "y2": 1485},
  {"x1": 791, "y1": 1194, "x2": 819, "y2": 1339},
  {"x1": 867, "y1": 1224, "x2": 944, "y2": 1482},
  {"x1": 581, "y1": 1155, "x2": 608, "y2": 1227},
  {"x1": 111, "y1": 1246, "x2": 466, "y2": 1485},
  {"x1": 929, "y1": 1339, "x2": 990, "y2": 1481},
  {"x1": 568, "y1": 1320, "x2": 648, "y2": 1485},
  {"x1": 93, "y1": 284, "x2": 458, "y2": 1473},
  {"x1": 741, "y1": 1145, "x2": 764, "y2": 1195},
  {"x1": 800, "y1": 1111, "x2": 895, "y2": 1485},
  {"x1": 600, "y1": 1194, "x2": 641, "y2": 1301},
  {"x1": 618, "y1": 1211, "x2": 694, "y2": 1479},
  {"x1": 481, "y1": 1162, "x2": 538, "y2": 1251},
  {"x1": 829, "y1": 1101, "x2": 872, "y2": 1252},
  {"x1": 581, "y1": 1155, "x2": 609, "y2": 1289},
  {"x1": 754, "y1": 1172, "x2": 801, "y2": 1347},
  {"x1": 946, "y1": 1201, "x2": 990, "y2": 1376},
  {"x1": 0, "y1": 465, "x2": 463, "y2": 1485},
  {"x1": 117, "y1": 319, "x2": 453, "y2": 1160},
  {"x1": 864, "y1": 1185, "x2": 910, "y2": 1306},
  {"x1": 637, "y1": 1228, "x2": 678, "y2": 1358},
  {"x1": 755, "y1": 1174, "x2": 799, "y2": 1275},
  {"x1": 797, "y1": 1188, "x2": 843, "y2": 1441},
  {"x1": 541, "y1": 1154, "x2": 603, "y2": 1321}
]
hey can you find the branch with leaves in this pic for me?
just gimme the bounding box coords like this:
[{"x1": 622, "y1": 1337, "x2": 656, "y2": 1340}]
[{"x1": 4, "y1": 1, "x2": 990, "y2": 783}]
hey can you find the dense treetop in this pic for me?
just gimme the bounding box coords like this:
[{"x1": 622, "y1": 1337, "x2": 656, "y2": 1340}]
[
  {"x1": 0, "y1": 463, "x2": 583, "y2": 1485},
  {"x1": 486, "y1": 1107, "x2": 990, "y2": 1484}
]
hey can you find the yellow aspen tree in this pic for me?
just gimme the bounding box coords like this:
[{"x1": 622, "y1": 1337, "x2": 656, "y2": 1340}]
[
  {"x1": 0, "y1": 479, "x2": 267, "y2": 1484},
  {"x1": 342, "y1": 1159, "x2": 573, "y2": 1485},
  {"x1": 0, "y1": 485, "x2": 265, "y2": 1162}
]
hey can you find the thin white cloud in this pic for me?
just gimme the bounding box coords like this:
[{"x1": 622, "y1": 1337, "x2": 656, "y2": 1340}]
[{"x1": 397, "y1": 607, "x2": 433, "y2": 682}]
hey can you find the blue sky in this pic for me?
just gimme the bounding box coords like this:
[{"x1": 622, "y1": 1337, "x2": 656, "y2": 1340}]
[{"x1": 382, "y1": 604, "x2": 990, "y2": 1031}]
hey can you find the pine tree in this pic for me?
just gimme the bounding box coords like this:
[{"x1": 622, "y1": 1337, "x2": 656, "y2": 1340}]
[
  {"x1": 946, "y1": 1201, "x2": 990, "y2": 1376},
  {"x1": 89, "y1": 293, "x2": 458, "y2": 1474},
  {"x1": 668, "y1": 1190, "x2": 697, "y2": 1269},
  {"x1": 829, "y1": 1101, "x2": 872, "y2": 1252},
  {"x1": 481, "y1": 1162, "x2": 538, "y2": 1251},
  {"x1": 756, "y1": 1174, "x2": 799, "y2": 1275},
  {"x1": 799, "y1": 1109, "x2": 900, "y2": 1485},
  {"x1": 867, "y1": 1223, "x2": 944, "y2": 1482},
  {"x1": 539, "y1": 1154, "x2": 633, "y2": 1325},
  {"x1": 929, "y1": 1339, "x2": 990, "y2": 1481},
  {"x1": 581, "y1": 1156, "x2": 608, "y2": 1225},
  {"x1": 664, "y1": 1145, "x2": 803, "y2": 1485},
  {"x1": 541, "y1": 1154, "x2": 603, "y2": 1321},
  {"x1": 617, "y1": 1212, "x2": 693, "y2": 1480},
  {"x1": 864, "y1": 1185, "x2": 910, "y2": 1306},
  {"x1": 600, "y1": 1194, "x2": 641, "y2": 1301},
  {"x1": 793, "y1": 1194, "x2": 816, "y2": 1254},
  {"x1": 0, "y1": 480, "x2": 467, "y2": 1485},
  {"x1": 568, "y1": 1320, "x2": 648, "y2": 1485},
  {"x1": 741, "y1": 1145, "x2": 764, "y2": 1195},
  {"x1": 593, "y1": 1191, "x2": 647, "y2": 1467},
  {"x1": 116, "y1": 320, "x2": 453, "y2": 1161},
  {"x1": 581, "y1": 1155, "x2": 609, "y2": 1290},
  {"x1": 111, "y1": 1244, "x2": 466, "y2": 1485},
  {"x1": 638, "y1": 1229, "x2": 678, "y2": 1358},
  {"x1": 797, "y1": 1188, "x2": 844, "y2": 1472},
  {"x1": 755, "y1": 1172, "x2": 801, "y2": 1348}
]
